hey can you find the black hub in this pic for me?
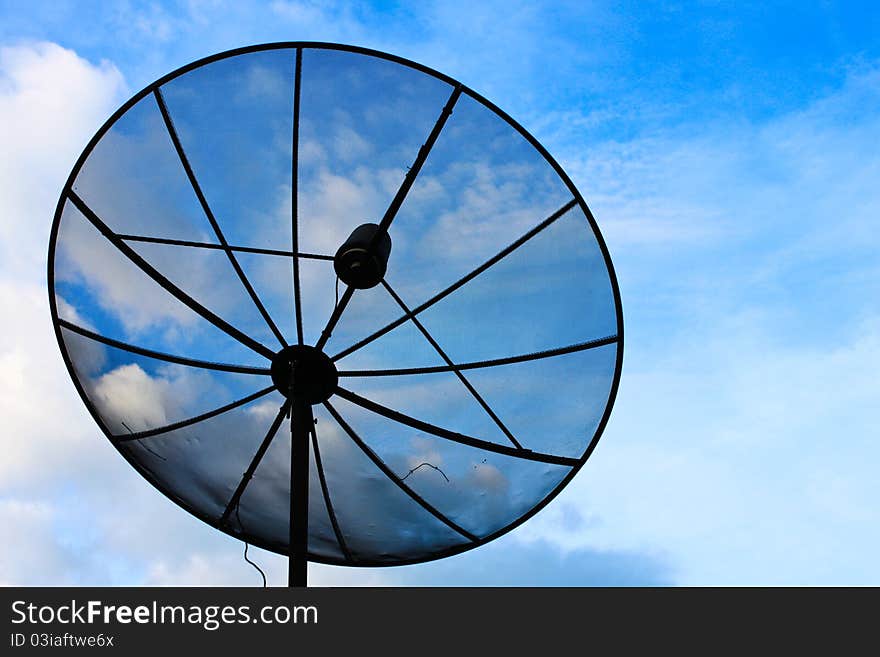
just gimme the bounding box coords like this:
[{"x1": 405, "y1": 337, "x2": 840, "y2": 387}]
[{"x1": 271, "y1": 345, "x2": 338, "y2": 404}]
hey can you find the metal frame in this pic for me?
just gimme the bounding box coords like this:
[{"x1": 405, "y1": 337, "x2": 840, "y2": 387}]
[
  {"x1": 47, "y1": 42, "x2": 625, "y2": 577},
  {"x1": 330, "y1": 199, "x2": 578, "y2": 362},
  {"x1": 153, "y1": 87, "x2": 288, "y2": 349},
  {"x1": 333, "y1": 388, "x2": 580, "y2": 467},
  {"x1": 116, "y1": 234, "x2": 333, "y2": 261},
  {"x1": 314, "y1": 83, "x2": 463, "y2": 352},
  {"x1": 324, "y1": 401, "x2": 478, "y2": 542},
  {"x1": 336, "y1": 335, "x2": 619, "y2": 377},
  {"x1": 380, "y1": 279, "x2": 523, "y2": 449}
]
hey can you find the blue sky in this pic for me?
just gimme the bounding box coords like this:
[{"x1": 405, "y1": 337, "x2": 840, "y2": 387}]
[{"x1": 1, "y1": 1, "x2": 878, "y2": 586}]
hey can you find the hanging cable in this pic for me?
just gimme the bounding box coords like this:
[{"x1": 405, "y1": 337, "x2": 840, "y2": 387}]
[
  {"x1": 401, "y1": 462, "x2": 449, "y2": 482},
  {"x1": 234, "y1": 502, "x2": 267, "y2": 587},
  {"x1": 120, "y1": 421, "x2": 166, "y2": 461}
]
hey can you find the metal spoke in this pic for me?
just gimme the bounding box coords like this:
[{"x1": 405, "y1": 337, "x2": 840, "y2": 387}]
[
  {"x1": 315, "y1": 286, "x2": 354, "y2": 351},
  {"x1": 59, "y1": 319, "x2": 271, "y2": 375},
  {"x1": 115, "y1": 385, "x2": 276, "y2": 442},
  {"x1": 291, "y1": 48, "x2": 304, "y2": 345},
  {"x1": 338, "y1": 335, "x2": 619, "y2": 377},
  {"x1": 117, "y1": 234, "x2": 333, "y2": 260},
  {"x1": 219, "y1": 400, "x2": 291, "y2": 526},
  {"x1": 154, "y1": 88, "x2": 288, "y2": 348},
  {"x1": 334, "y1": 387, "x2": 579, "y2": 467},
  {"x1": 67, "y1": 191, "x2": 276, "y2": 360},
  {"x1": 298, "y1": 252, "x2": 334, "y2": 262},
  {"x1": 374, "y1": 84, "x2": 462, "y2": 235},
  {"x1": 332, "y1": 199, "x2": 577, "y2": 362},
  {"x1": 310, "y1": 422, "x2": 353, "y2": 562},
  {"x1": 314, "y1": 85, "x2": 462, "y2": 351},
  {"x1": 324, "y1": 400, "x2": 478, "y2": 542},
  {"x1": 381, "y1": 279, "x2": 522, "y2": 449}
]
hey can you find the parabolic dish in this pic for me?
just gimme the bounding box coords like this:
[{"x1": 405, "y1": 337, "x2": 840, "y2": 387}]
[{"x1": 48, "y1": 43, "x2": 623, "y2": 567}]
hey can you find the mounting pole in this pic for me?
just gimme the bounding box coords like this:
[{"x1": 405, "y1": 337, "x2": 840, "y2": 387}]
[
  {"x1": 273, "y1": 344, "x2": 337, "y2": 588},
  {"x1": 289, "y1": 395, "x2": 312, "y2": 587}
]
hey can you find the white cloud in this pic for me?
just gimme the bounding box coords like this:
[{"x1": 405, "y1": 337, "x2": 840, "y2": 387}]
[
  {"x1": 0, "y1": 42, "x2": 126, "y2": 283},
  {"x1": 0, "y1": 279, "x2": 105, "y2": 490},
  {"x1": 0, "y1": 499, "x2": 62, "y2": 585},
  {"x1": 298, "y1": 164, "x2": 401, "y2": 255},
  {"x1": 413, "y1": 159, "x2": 568, "y2": 269},
  {"x1": 54, "y1": 204, "x2": 202, "y2": 335},
  {"x1": 246, "y1": 399, "x2": 284, "y2": 424},
  {"x1": 91, "y1": 364, "x2": 176, "y2": 432}
]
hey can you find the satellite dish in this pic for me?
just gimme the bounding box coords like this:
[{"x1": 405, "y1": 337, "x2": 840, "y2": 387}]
[{"x1": 48, "y1": 42, "x2": 623, "y2": 586}]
